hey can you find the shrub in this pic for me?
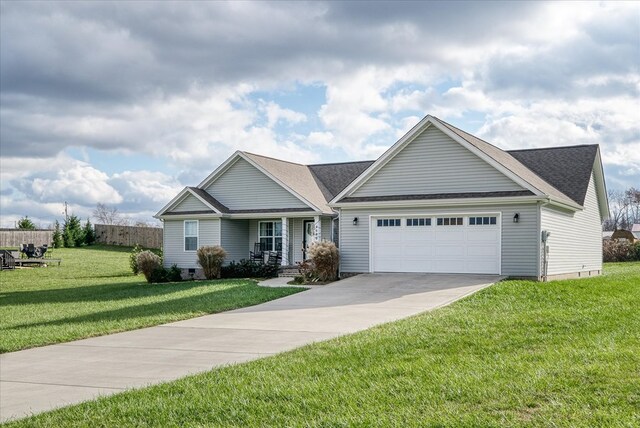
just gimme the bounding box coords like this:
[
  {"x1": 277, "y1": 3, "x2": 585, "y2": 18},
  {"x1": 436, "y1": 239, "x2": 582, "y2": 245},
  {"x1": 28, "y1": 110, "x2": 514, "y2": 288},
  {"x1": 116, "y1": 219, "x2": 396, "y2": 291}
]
[
  {"x1": 52, "y1": 220, "x2": 64, "y2": 248},
  {"x1": 634, "y1": 242, "x2": 640, "y2": 261},
  {"x1": 197, "y1": 246, "x2": 227, "y2": 279},
  {"x1": 136, "y1": 250, "x2": 162, "y2": 283},
  {"x1": 307, "y1": 240, "x2": 339, "y2": 281},
  {"x1": 603, "y1": 239, "x2": 635, "y2": 262},
  {"x1": 221, "y1": 259, "x2": 279, "y2": 279},
  {"x1": 296, "y1": 259, "x2": 318, "y2": 283},
  {"x1": 167, "y1": 264, "x2": 183, "y2": 282}
]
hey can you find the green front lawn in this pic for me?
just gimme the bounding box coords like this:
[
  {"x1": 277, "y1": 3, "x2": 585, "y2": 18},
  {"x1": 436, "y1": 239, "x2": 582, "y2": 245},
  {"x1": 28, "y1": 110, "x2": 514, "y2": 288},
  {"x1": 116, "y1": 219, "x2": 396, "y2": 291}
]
[
  {"x1": 7, "y1": 262, "x2": 639, "y2": 427},
  {"x1": 0, "y1": 245, "x2": 303, "y2": 353}
]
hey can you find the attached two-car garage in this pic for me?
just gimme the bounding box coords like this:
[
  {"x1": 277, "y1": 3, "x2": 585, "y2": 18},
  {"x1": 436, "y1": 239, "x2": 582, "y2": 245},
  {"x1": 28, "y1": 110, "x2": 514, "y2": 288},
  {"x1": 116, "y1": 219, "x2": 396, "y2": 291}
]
[{"x1": 371, "y1": 214, "x2": 501, "y2": 274}]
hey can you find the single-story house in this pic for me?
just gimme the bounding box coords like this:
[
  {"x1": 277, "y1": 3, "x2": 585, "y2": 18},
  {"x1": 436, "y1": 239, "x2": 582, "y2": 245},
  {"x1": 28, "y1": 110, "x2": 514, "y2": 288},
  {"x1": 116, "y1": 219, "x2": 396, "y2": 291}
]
[{"x1": 155, "y1": 115, "x2": 609, "y2": 281}]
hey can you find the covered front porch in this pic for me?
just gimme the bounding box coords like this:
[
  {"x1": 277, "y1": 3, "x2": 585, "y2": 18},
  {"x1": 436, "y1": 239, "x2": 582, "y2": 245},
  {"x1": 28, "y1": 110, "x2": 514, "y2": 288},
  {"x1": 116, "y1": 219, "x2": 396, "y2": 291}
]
[{"x1": 220, "y1": 215, "x2": 335, "y2": 266}]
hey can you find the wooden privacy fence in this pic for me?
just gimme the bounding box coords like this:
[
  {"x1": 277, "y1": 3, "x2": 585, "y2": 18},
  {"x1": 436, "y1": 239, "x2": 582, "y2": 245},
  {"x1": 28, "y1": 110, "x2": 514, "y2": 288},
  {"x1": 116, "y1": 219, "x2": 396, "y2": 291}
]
[
  {"x1": 0, "y1": 229, "x2": 54, "y2": 248},
  {"x1": 95, "y1": 224, "x2": 162, "y2": 249}
]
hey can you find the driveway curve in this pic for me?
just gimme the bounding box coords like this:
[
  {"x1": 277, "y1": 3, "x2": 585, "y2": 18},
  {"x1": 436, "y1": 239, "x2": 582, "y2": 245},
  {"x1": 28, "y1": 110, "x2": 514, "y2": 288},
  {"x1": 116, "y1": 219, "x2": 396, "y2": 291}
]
[{"x1": 1, "y1": 273, "x2": 502, "y2": 422}]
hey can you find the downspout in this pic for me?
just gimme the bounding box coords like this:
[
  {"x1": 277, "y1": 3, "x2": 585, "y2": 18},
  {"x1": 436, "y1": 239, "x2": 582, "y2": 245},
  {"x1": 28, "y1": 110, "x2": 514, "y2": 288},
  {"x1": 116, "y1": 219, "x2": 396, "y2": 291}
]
[{"x1": 540, "y1": 199, "x2": 551, "y2": 282}]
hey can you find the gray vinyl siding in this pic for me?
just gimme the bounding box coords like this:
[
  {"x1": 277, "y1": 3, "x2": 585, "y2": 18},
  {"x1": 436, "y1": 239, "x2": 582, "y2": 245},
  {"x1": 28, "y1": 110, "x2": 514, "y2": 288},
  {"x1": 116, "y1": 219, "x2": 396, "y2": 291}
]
[
  {"x1": 540, "y1": 173, "x2": 602, "y2": 275},
  {"x1": 169, "y1": 194, "x2": 209, "y2": 212},
  {"x1": 339, "y1": 204, "x2": 539, "y2": 277},
  {"x1": 205, "y1": 158, "x2": 308, "y2": 210},
  {"x1": 163, "y1": 219, "x2": 220, "y2": 268},
  {"x1": 352, "y1": 126, "x2": 524, "y2": 197},
  {"x1": 220, "y1": 219, "x2": 249, "y2": 264}
]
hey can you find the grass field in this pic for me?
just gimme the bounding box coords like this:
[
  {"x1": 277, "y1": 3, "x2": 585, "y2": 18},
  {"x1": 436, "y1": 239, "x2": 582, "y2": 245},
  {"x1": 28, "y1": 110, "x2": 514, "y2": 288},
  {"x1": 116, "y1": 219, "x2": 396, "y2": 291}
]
[
  {"x1": 6, "y1": 262, "x2": 639, "y2": 427},
  {"x1": 0, "y1": 245, "x2": 303, "y2": 353}
]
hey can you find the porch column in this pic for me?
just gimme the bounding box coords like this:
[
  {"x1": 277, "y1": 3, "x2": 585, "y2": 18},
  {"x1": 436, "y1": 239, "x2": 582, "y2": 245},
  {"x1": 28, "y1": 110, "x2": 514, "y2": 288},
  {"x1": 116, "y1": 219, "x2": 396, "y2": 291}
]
[
  {"x1": 313, "y1": 215, "x2": 321, "y2": 242},
  {"x1": 281, "y1": 217, "x2": 289, "y2": 265}
]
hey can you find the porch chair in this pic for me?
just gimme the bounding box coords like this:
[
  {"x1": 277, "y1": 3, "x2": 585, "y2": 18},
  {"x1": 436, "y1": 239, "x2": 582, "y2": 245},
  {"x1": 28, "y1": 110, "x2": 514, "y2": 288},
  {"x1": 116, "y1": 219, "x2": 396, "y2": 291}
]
[{"x1": 250, "y1": 242, "x2": 265, "y2": 263}]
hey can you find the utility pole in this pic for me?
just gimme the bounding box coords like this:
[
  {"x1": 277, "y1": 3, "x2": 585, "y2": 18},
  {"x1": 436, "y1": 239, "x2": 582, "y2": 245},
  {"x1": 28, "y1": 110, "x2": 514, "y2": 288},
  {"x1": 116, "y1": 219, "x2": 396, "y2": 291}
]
[{"x1": 63, "y1": 201, "x2": 68, "y2": 221}]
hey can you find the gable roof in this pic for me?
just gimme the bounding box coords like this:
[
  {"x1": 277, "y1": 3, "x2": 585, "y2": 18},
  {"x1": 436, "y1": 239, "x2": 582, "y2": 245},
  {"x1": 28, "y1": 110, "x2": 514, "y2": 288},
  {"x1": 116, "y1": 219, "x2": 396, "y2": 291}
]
[
  {"x1": 508, "y1": 145, "x2": 598, "y2": 206},
  {"x1": 157, "y1": 114, "x2": 607, "y2": 219},
  {"x1": 241, "y1": 152, "x2": 333, "y2": 213},
  {"x1": 331, "y1": 115, "x2": 592, "y2": 211},
  {"x1": 155, "y1": 186, "x2": 224, "y2": 217}
]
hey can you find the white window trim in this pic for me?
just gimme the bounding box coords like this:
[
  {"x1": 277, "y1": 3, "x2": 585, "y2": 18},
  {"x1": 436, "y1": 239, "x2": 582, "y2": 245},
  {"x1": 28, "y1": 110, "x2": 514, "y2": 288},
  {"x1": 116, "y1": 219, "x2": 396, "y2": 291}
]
[
  {"x1": 258, "y1": 220, "x2": 283, "y2": 252},
  {"x1": 184, "y1": 220, "x2": 199, "y2": 252}
]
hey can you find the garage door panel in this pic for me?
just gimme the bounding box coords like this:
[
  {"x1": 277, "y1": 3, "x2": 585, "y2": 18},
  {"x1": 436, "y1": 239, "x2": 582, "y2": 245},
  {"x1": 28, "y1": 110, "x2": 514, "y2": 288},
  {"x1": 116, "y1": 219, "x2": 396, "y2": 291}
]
[
  {"x1": 435, "y1": 230, "x2": 464, "y2": 241},
  {"x1": 467, "y1": 229, "x2": 499, "y2": 241},
  {"x1": 467, "y1": 245, "x2": 498, "y2": 256},
  {"x1": 435, "y1": 245, "x2": 465, "y2": 257},
  {"x1": 372, "y1": 214, "x2": 500, "y2": 274}
]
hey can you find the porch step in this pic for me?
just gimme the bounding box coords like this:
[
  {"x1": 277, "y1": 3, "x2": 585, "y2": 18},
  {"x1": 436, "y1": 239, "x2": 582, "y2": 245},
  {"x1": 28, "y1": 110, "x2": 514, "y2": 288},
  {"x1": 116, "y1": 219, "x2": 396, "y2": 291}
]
[{"x1": 278, "y1": 267, "x2": 299, "y2": 278}]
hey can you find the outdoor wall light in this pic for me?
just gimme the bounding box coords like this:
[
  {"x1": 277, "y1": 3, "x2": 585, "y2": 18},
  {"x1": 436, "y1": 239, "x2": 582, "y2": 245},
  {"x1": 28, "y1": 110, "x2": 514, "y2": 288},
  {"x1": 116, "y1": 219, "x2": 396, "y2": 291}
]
[
  {"x1": 353, "y1": 217, "x2": 359, "y2": 226},
  {"x1": 513, "y1": 213, "x2": 520, "y2": 223}
]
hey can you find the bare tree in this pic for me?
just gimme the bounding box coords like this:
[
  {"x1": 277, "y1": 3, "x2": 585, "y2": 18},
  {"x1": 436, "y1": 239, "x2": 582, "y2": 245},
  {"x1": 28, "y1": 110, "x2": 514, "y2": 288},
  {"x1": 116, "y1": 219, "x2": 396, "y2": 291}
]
[
  {"x1": 93, "y1": 203, "x2": 128, "y2": 225},
  {"x1": 604, "y1": 187, "x2": 640, "y2": 231}
]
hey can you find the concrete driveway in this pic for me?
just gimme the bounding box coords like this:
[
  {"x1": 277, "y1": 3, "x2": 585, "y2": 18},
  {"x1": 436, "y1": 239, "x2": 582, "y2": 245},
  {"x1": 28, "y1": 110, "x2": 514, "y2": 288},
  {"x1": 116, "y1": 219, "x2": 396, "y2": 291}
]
[{"x1": 0, "y1": 273, "x2": 502, "y2": 422}]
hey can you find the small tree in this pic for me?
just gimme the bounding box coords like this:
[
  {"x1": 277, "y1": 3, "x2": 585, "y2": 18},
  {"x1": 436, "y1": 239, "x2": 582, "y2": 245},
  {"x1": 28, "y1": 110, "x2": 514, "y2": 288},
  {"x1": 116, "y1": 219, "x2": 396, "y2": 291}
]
[
  {"x1": 83, "y1": 219, "x2": 96, "y2": 245},
  {"x1": 197, "y1": 246, "x2": 227, "y2": 279},
  {"x1": 17, "y1": 216, "x2": 36, "y2": 230},
  {"x1": 52, "y1": 220, "x2": 64, "y2": 248},
  {"x1": 63, "y1": 215, "x2": 84, "y2": 247}
]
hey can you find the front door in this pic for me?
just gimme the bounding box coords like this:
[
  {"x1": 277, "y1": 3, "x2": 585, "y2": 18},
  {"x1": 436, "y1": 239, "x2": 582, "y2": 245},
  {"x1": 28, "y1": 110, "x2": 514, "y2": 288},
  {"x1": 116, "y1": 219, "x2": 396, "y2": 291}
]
[{"x1": 302, "y1": 220, "x2": 314, "y2": 259}]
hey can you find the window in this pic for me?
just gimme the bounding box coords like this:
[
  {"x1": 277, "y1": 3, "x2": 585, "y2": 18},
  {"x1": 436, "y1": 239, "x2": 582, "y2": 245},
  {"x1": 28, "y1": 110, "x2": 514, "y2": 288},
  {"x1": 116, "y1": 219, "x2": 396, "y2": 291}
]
[
  {"x1": 184, "y1": 220, "x2": 198, "y2": 251},
  {"x1": 469, "y1": 216, "x2": 497, "y2": 225},
  {"x1": 436, "y1": 217, "x2": 463, "y2": 226},
  {"x1": 376, "y1": 218, "x2": 401, "y2": 227},
  {"x1": 406, "y1": 218, "x2": 432, "y2": 226},
  {"x1": 259, "y1": 221, "x2": 282, "y2": 251}
]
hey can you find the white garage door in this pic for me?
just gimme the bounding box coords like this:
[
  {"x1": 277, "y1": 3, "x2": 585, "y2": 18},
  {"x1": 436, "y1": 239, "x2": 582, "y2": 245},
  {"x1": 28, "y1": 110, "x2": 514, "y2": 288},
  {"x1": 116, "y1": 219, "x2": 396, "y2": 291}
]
[{"x1": 371, "y1": 214, "x2": 501, "y2": 274}]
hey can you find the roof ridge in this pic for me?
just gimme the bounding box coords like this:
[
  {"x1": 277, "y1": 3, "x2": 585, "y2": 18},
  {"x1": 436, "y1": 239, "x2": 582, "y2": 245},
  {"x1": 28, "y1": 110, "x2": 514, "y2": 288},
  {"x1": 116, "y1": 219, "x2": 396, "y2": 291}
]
[
  {"x1": 507, "y1": 144, "x2": 598, "y2": 153},
  {"x1": 308, "y1": 160, "x2": 375, "y2": 167},
  {"x1": 241, "y1": 151, "x2": 306, "y2": 167}
]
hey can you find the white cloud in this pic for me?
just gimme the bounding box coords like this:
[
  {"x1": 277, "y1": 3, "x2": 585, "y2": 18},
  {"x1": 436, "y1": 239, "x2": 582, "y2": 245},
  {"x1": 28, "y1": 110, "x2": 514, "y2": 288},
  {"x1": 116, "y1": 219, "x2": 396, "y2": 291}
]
[
  {"x1": 263, "y1": 101, "x2": 306, "y2": 128},
  {"x1": 29, "y1": 163, "x2": 122, "y2": 205}
]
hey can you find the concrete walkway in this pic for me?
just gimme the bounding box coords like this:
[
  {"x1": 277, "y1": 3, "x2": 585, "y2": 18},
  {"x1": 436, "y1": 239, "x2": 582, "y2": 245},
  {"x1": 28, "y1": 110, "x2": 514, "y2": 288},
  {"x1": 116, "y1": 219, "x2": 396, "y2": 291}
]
[{"x1": 1, "y1": 273, "x2": 502, "y2": 422}]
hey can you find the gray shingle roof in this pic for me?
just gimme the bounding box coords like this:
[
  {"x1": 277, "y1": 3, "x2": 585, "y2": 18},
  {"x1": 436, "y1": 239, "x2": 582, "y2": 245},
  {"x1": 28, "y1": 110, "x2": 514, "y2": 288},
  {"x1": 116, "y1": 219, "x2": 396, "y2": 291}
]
[
  {"x1": 507, "y1": 145, "x2": 598, "y2": 205},
  {"x1": 308, "y1": 161, "x2": 375, "y2": 200}
]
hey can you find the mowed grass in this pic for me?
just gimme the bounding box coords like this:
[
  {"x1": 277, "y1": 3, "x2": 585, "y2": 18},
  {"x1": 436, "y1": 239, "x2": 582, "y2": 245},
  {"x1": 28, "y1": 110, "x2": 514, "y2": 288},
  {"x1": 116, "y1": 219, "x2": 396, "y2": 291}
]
[
  {"x1": 7, "y1": 263, "x2": 639, "y2": 427},
  {"x1": 0, "y1": 245, "x2": 303, "y2": 353}
]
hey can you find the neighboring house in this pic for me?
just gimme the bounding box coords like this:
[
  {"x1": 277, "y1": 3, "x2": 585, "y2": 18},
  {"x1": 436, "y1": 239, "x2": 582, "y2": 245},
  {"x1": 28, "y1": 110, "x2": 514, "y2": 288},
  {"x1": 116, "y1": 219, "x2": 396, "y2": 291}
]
[
  {"x1": 156, "y1": 115, "x2": 609, "y2": 281},
  {"x1": 632, "y1": 224, "x2": 640, "y2": 240}
]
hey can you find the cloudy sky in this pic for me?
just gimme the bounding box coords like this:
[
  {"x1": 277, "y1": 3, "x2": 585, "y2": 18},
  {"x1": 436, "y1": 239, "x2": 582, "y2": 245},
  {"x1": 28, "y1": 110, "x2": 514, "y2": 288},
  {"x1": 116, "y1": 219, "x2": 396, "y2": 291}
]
[{"x1": 1, "y1": 1, "x2": 638, "y2": 227}]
